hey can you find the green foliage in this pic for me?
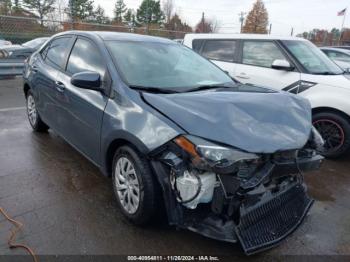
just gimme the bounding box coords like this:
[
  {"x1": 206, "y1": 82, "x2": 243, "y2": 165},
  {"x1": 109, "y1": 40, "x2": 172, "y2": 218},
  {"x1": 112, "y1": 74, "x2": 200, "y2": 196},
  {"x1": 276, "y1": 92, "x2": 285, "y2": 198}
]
[
  {"x1": 68, "y1": 0, "x2": 95, "y2": 21},
  {"x1": 136, "y1": 0, "x2": 164, "y2": 25},
  {"x1": 93, "y1": 5, "x2": 109, "y2": 24},
  {"x1": 0, "y1": 0, "x2": 13, "y2": 15},
  {"x1": 124, "y1": 8, "x2": 136, "y2": 26},
  {"x1": 114, "y1": 0, "x2": 127, "y2": 23}
]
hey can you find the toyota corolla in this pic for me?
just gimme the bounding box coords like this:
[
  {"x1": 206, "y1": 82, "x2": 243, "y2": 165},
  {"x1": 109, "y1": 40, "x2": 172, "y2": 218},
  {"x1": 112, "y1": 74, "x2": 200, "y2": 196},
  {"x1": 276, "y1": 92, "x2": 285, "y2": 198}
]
[{"x1": 23, "y1": 31, "x2": 323, "y2": 255}]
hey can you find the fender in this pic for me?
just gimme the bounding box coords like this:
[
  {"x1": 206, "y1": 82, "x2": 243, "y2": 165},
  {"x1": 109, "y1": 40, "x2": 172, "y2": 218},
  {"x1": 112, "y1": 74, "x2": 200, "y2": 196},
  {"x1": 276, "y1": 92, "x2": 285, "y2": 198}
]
[{"x1": 301, "y1": 84, "x2": 350, "y2": 118}]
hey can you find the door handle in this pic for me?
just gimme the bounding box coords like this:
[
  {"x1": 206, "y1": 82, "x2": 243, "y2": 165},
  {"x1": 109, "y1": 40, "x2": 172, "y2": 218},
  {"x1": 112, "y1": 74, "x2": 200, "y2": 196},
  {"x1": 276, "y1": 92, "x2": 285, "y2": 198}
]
[
  {"x1": 55, "y1": 81, "x2": 66, "y2": 92},
  {"x1": 236, "y1": 73, "x2": 250, "y2": 79}
]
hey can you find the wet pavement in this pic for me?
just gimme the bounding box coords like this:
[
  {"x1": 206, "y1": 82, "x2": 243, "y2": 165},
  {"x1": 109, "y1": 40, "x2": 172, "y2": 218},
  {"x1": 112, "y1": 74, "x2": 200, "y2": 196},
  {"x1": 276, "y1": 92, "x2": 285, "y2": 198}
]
[{"x1": 0, "y1": 78, "x2": 350, "y2": 258}]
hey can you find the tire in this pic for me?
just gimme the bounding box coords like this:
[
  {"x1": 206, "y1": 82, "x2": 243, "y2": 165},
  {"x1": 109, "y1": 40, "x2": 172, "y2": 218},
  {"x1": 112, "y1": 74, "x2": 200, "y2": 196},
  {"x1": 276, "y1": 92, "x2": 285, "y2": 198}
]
[
  {"x1": 112, "y1": 145, "x2": 160, "y2": 225},
  {"x1": 313, "y1": 112, "x2": 350, "y2": 158},
  {"x1": 26, "y1": 90, "x2": 49, "y2": 132}
]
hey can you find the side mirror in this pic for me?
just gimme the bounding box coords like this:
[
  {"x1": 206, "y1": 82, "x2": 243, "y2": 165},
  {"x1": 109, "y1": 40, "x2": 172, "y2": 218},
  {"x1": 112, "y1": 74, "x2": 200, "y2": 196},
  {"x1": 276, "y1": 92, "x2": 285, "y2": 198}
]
[
  {"x1": 271, "y1": 59, "x2": 294, "y2": 71},
  {"x1": 71, "y1": 71, "x2": 102, "y2": 91}
]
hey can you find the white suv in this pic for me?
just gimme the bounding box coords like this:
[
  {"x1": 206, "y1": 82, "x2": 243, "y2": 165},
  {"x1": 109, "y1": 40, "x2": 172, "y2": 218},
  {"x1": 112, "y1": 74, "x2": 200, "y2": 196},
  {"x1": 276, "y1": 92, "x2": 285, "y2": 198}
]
[{"x1": 183, "y1": 34, "x2": 350, "y2": 158}]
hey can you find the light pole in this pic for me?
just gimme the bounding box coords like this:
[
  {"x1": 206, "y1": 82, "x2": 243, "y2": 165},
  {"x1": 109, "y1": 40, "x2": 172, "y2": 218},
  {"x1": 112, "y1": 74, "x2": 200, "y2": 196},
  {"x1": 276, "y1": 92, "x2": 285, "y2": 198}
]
[{"x1": 238, "y1": 12, "x2": 245, "y2": 33}]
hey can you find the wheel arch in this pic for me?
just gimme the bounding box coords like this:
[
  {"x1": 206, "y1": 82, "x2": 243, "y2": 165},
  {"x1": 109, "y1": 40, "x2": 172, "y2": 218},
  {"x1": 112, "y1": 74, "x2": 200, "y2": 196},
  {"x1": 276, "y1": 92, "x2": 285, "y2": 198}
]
[
  {"x1": 103, "y1": 133, "x2": 150, "y2": 177},
  {"x1": 312, "y1": 107, "x2": 350, "y2": 124},
  {"x1": 23, "y1": 82, "x2": 31, "y2": 98}
]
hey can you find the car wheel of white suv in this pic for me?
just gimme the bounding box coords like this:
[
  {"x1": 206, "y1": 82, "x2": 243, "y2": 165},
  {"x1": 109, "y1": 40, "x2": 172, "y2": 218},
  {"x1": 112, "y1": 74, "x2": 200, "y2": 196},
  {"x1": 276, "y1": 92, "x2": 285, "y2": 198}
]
[{"x1": 313, "y1": 112, "x2": 350, "y2": 158}]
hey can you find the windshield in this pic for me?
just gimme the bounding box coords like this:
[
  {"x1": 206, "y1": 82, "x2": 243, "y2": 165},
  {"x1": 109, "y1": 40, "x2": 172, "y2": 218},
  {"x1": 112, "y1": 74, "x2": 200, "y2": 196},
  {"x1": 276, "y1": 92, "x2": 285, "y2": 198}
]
[
  {"x1": 106, "y1": 41, "x2": 234, "y2": 91},
  {"x1": 23, "y1": 38, "x2": 47, "y2": 49},
  {"x1": 282, "y1": 40, "x2": 343, "y2": 74}
]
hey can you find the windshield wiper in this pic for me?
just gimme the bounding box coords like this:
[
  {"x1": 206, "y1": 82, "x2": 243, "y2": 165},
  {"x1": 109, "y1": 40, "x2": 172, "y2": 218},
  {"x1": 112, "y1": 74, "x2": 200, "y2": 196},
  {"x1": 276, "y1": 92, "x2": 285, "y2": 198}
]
[
  {"x1": 313, "y1": 71, "x2": 339, "y2": 75},
  {"x1": 129, "y1": 85, "x2": 178, "y2": 94},
  {"x1": 185, "y1": 84, "x2": 231, "y2": 92}
]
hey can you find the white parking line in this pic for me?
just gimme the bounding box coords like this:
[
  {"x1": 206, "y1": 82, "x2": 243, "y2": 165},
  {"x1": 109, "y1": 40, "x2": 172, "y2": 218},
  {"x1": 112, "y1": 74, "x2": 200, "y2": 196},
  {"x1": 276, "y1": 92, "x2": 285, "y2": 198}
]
[{"x1": 0, "y1": 106, "x2": 26, "y2": 112}]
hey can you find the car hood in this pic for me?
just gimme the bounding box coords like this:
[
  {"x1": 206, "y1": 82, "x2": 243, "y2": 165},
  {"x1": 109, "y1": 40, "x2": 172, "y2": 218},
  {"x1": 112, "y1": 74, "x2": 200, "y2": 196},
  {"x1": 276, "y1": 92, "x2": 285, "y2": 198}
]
[{"x1": 143, "y1": 87, "x2": 312, "y2": 153}]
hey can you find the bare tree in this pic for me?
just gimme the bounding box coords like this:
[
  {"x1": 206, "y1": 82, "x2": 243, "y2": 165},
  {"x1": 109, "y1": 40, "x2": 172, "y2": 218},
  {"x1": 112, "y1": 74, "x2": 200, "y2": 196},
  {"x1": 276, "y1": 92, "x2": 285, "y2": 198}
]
[
  {"x1": 211, "y1": 18, "x2": 221, "y2": 33},
  {"x1": 162, "y1": 0, "x2": 174, "y2": 24}
]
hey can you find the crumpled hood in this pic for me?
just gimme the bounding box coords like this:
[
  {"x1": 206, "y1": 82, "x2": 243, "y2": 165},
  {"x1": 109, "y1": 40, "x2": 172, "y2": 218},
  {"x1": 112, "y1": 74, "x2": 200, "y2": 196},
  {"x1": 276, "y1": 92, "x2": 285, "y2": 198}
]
[{"x1": 143, "y1": 88, "x2": 312, "y2": 153}]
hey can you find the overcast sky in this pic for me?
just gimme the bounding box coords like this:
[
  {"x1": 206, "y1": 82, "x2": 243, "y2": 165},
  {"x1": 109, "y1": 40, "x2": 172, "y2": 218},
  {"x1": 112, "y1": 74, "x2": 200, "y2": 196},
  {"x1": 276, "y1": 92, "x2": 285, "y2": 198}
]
[{"x1": 94, "y1": 0, "x2": 350, "y2": 35}]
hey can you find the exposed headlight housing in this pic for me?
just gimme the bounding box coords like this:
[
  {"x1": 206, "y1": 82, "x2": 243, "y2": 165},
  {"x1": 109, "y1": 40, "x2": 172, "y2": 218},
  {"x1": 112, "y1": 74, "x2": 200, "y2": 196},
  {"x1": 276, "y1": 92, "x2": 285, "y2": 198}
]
[{"x1": 174, "y1": 135, "x2": 259, "y2": 173}]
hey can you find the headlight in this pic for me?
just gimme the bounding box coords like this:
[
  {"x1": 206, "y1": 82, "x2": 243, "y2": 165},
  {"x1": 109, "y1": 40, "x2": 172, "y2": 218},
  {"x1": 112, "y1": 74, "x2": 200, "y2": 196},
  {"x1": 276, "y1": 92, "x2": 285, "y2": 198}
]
[{"x1": 174, "y1": 135, "x2": 259, "y2": 172}]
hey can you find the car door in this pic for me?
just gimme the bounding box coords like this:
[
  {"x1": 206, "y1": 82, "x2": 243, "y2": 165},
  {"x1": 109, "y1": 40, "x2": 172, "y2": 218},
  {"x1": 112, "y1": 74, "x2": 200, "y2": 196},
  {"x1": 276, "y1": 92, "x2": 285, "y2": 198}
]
[
  {"x1": 235, "y1": 40, "x2": 301, "y2": 90},
  {"x1": 55, "y1": 37, "x2": 109, "y2": 164},
  {"x1": 198, "y1": 39, "x2": 238, "y2": 76},
  {"x1": 30, "y1": 36, "x2": 73, "y2": 131}
]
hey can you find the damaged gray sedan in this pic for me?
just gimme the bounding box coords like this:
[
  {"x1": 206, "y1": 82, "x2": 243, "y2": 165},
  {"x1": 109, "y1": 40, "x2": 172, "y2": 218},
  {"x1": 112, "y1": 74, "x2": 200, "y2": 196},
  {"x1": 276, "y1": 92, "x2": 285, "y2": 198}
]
[{"x1": 23, "y1": 31, "x2": 324, "y2": 255}]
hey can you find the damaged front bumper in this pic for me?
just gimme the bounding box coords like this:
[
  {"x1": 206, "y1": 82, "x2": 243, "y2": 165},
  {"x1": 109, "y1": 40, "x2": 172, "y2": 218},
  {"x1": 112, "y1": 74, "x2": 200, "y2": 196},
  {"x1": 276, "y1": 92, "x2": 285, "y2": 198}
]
[{"x1": 150, "y1": 147, "x2": 323, "y2": 255}]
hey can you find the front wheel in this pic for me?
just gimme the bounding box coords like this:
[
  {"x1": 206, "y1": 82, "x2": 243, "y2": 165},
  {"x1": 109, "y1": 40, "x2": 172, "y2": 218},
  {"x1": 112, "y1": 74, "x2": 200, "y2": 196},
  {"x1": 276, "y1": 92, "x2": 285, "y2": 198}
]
[
  {"x1": 313, "y1": 112, "x2": 350, "y2": 158},
  {"x1": 112, "y1": 145, "x2": 160, "y2": 225},
  {"x1": 26, "y1": 90, "x2": 49, "y2": 132}
]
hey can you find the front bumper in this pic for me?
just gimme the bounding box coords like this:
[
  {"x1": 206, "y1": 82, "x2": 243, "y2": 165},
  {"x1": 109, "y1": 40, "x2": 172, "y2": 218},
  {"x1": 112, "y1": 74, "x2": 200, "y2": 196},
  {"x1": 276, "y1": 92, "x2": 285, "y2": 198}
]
[
  {"x1": 151, "y1": 153, "x2": 322, "y2": 255},
  {"x1": 235, "y1": 183, "x2": 313, "y2": 255}
]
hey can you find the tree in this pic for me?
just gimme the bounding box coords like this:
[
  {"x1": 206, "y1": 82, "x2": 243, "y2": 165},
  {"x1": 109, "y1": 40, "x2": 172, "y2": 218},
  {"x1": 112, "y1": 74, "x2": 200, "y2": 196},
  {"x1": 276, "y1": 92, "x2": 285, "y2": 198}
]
[
  {"x1": 124, "y1": 8, "x2": 136, "y2": 27},
  {"x1": 162, "y1": 0, "x2": 174, "y2": 24},
  {"x1": 22, "y1": 0, "x2": 55, "y2": 26},
  {"x1": 195, "y1": 13, "x2": 213, "y2": 33},
  {"x1": 114, "y1": 0, "x2": 127, "y2": 23},
  {"x1": 136, "y1": 0, "x2": 164, "y2": 26},
  {"x1": 242, "y1": 0, "x2": 268, "y2": 34},
  {"x1": 68, "y1": 0, "x2": 95, "y2": 21},
  {"x1": 93, "y1": 5, "x2": 109, "y2": 24},
  {"x1": 166, "y1": 13, "x2": 191, "y2": 32},
  {"x1": 0, "y1": 0, "x2": 12, "y2": 15}
]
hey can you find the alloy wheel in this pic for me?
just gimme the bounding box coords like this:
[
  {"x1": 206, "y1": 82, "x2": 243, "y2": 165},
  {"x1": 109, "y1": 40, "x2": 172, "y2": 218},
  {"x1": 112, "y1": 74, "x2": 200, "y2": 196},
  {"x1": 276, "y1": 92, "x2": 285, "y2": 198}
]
[
  {"x1": 27, "y1": 95, "x2": 37, "y2": 126},
  {"x1": 313, "y1": 119, "x2": 345, "y2": 153},
  {"x1": 114, "y1": 157, "x2": 140, "y2": 214}
]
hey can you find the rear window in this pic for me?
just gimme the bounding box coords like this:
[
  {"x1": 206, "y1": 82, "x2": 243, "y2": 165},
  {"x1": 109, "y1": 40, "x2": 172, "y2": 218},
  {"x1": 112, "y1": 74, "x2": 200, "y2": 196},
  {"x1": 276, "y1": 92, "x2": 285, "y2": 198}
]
[{"x1": 201, "y1": 40, "x2": 236, "y2": 62}]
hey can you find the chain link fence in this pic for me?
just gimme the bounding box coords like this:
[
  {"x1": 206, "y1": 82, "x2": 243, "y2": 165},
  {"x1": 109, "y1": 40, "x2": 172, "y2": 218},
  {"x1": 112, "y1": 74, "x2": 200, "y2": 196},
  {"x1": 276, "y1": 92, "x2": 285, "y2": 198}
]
[{"x1": 0, "y1": 15, "x2": 188, "y2": 45}]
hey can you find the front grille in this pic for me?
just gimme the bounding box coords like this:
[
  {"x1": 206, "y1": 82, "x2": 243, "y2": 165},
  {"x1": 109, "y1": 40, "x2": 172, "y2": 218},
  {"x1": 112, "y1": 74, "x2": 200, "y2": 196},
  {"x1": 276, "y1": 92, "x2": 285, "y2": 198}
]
[{"x1": 235, "y1": 183, "x2": 313, "y2": 255}]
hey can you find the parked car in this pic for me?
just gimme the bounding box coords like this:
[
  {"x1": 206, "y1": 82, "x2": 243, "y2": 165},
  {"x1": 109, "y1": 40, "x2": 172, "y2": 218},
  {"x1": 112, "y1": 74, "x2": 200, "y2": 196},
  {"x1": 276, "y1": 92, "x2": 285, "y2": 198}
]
[
  {"x1": 320, "y1": 47, "x2": 350, "y2": 71},
  {"x1": 23, "y1": 31, "x2": 323, "y2": 255},
  {"x1": 0, "y1": 37, "x2": 49, "y2": 59},
  {"x1": 0, "y1": 37, "x2": 49, "y2": 76},
  {"x1": 0, "y1": 37, "x2": 12, "y2": 47},
  {"x1": 184, "y1": 34, "x2": 350, "y2": 158},
  {"x1": 326, "y1": 45, "x2": 350, "y2": 50}
]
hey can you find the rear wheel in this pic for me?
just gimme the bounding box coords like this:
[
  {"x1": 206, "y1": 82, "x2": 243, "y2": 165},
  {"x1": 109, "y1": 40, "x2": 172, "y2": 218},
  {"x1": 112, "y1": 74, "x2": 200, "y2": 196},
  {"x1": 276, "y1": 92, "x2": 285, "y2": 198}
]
[
  {"x1": 26, "y1": 90, "x2": 49, "y2": 132},
  {"x1": 112, "y1": 145, "x2": 160, "y2": 225},
  {"x1": 313, "y1": 112, "x2": 350, "y2": 158}
]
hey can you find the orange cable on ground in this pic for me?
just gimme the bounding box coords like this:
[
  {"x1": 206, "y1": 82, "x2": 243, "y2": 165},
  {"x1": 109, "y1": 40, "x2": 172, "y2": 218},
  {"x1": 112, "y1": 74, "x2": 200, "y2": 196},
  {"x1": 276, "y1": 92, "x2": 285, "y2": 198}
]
[{"x1": 0, "y1": 207, "x2": 38, "y2": 262}]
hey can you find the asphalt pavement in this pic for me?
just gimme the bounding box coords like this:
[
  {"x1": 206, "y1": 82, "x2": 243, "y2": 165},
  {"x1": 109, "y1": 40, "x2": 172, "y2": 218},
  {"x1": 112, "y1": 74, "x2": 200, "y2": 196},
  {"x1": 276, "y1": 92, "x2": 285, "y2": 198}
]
[{"x1": 0, "y1": 78, "x2": 350, "y2": 260}]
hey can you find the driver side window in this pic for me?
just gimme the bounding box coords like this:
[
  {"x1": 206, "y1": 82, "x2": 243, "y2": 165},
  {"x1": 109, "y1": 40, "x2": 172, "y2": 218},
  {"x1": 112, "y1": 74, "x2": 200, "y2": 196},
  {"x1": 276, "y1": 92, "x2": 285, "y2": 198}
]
[{"x1": 66, "y1": 38, "x2": 106, "y2": 77}]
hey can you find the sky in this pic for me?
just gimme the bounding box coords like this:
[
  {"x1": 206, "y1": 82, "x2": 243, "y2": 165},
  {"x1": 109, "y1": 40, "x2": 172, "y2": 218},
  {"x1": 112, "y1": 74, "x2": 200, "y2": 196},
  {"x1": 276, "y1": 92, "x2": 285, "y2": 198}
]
[{"x1": 94, "y1": 0, "x2": 350, "y2": 35}]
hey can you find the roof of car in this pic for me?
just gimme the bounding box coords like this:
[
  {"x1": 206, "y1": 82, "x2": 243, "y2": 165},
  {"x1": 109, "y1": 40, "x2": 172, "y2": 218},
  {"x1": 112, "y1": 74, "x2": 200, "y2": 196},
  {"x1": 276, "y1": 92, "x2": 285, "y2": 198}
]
[
  {"x1": 57, "y1": 31, "x2": 174, "y2": 44},
  {"x1": 184, "y1": 33, "x2": 307, "y2": 41}
]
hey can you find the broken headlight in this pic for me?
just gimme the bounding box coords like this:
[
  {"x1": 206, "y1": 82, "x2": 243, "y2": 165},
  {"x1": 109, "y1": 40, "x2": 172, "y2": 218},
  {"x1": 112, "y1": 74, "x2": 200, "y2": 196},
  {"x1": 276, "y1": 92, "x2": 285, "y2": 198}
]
[{"x1": 174, "y1": 135, "x2": 259, "y2": 173}]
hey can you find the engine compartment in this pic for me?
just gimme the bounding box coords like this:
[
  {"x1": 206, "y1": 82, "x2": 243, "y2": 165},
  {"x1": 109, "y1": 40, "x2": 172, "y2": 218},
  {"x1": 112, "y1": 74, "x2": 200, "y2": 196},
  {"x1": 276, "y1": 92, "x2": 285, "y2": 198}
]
[{"x1": 150, "y1": 137, "x2": 323, "y2": 255}]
